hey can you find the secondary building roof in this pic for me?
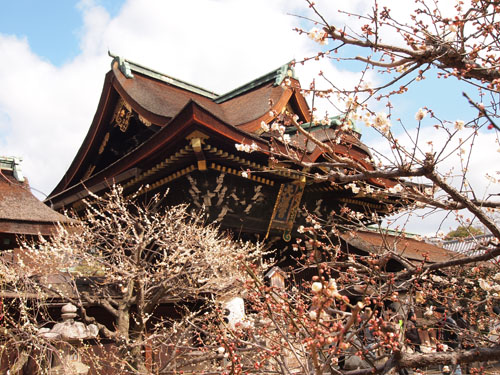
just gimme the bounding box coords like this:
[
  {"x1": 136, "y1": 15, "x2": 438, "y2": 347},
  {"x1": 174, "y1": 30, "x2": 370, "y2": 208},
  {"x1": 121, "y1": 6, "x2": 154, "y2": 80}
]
[
  {"x1": 342, "y1": 229, "x2": 461, "y2": 264},
  {"x1": 0, "y1": 157, "x2": 72, "y2": 236}
]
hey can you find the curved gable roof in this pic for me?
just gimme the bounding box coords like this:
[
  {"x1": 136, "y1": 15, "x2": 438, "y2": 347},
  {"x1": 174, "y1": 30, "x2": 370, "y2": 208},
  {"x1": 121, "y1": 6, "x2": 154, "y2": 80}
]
[{"x1": 49, "y1": 57, "x2": 306, "y2": 198}]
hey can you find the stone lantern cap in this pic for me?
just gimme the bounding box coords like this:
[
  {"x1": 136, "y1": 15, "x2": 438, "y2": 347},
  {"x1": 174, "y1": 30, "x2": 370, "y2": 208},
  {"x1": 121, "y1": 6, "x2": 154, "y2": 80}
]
[{"x1": 38, "y1": 303, "x2": 98, "y2": 341}]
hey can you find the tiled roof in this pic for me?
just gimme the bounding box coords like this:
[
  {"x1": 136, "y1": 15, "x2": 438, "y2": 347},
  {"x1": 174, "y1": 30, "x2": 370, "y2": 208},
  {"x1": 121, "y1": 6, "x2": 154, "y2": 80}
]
[
  {"x1": 442, "y1": 234, "x2": 498, "y2": 257},
  {"x1": 112, "y1": 58, "x2": 289, "y2": 127},
  {"x1": 113, "y1": 63, "x2": 221, "y2": 120},
  {"x1": 0, "y1": 169, "x2": 72, "y2": 235},
  {"x1": 342, "y1": 230, "x2": 461, "y2": 263}
]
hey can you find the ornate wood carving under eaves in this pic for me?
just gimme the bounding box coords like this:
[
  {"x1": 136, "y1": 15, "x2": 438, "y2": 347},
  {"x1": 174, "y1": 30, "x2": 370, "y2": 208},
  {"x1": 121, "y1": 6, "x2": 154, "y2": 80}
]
[
  {"x1": 267, "y1": 177, "x2": 306, "y2": 241},
  {"x1": 138, "y1": 114, "x2": 151, "y2": 127},
  {"x1": 113, "y1": 98, "x2": 133, "y2": 132},
  {"x1": 112, "y1": 98, "x2": 153, "y2": 132}
]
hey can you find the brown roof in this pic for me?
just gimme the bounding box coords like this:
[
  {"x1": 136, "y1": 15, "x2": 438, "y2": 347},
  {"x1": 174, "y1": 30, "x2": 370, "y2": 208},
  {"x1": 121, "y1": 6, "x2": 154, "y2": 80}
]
[
  {"x1": 342, "y1": 230, "x2": 461, "y2": 263},
  {"x1": 113, "y1": 62, "x2": 291, "y2": 128},
  {"x1": 219, "y1": 81, "x2": 287, "y2": 126},
  {"x1": 114, "y1": 66, "x2": 220, "y2": 120},
  {"x1": 0, "y1": 170, "x2": 72, "y2": 235}
]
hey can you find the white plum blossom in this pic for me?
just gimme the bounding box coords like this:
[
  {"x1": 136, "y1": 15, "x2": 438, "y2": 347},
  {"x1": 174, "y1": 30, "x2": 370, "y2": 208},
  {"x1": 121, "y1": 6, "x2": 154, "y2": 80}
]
[
  {"x1": 282, "y1": 133, "x2": 291, "y2": 144},
  {"x1": 373, "y1": 112, "x2": 391, "y2": 134},
  {"x1": 374, "y1": 112, "x2": 389, "y2": 126},
  {"x1": 431, "y1": 275, "x2": 444, "y2": 283},
  {"x1": 424, "y1": 306, "x2": 434, "y2": 317},
  {"x1": 479, "y1": 278, "x2": 492, "y2": 292},
  {"x1": 297, "y1": 225, "x2": 305, "y2": 233},
  {"x1": 454, "y1": 120, "x2": 465, "y2": 130},
  {"x1": 235, "y1": 142, "x2": 258, "y2": 153},
  {"x1": 271, "y1": 122, "x2": 280, "y2": 132},
  {"x1": 235, "y1": 143, "x2": 251, "y2": 153},
  {"x1": 365, "y1": 185, "x2": 374, "y2": 194},
  {"x1": 361, "y1": 81, "x2": 372, "y2": 90},
  {"x1": 388, "y1": 184, "x2": 404, "y2": 194},
  {"x1": 328, "y1": 279, "x2": 337, "y2": 291},
  {"x1": 341, "y1": 122, "x2": 352, "y2": 131},
  {"x1": 415, "y1": 108, "x2": 428, "y2": 121},
  {"x1": 308, "y1": 27, "x2": 328, "y2": 45},
  {"x1": 311, "y1": 282, "x2": 323, "y2": 293},
  {"x1": 345, "y1": 95, "x2": 355, "y2": 109},
  {"x1": 241, "y1": 171, "x2": 249, "y2": 178},
  {"x1": 352, "y1": 211, "x2": 364, "y2": 220},
  {"x1": 347, "y1": 183, "x2": 360, "y2": 194},
  {"x1": 308, "y1": 27, "x2": 319, "y2": 40},
  {"x1": 309, "y1": 310, "x2": 317, "y2": 320},
  {"x1": 260, "y1": 121, "x2": 270, "y2": 132}
]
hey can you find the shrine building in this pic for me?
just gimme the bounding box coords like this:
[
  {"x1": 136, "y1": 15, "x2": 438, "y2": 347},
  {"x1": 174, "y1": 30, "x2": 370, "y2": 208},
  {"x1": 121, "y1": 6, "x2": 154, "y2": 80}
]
[{"x1": 45, "y1": 55, "x2": 458, "y2": 269}]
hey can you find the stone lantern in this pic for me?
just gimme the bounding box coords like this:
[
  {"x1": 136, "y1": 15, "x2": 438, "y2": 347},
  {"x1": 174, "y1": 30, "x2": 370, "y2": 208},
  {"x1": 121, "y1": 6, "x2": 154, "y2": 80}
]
[{"x1": 38, "y1": 303, "x2": 98, "y2": 375}]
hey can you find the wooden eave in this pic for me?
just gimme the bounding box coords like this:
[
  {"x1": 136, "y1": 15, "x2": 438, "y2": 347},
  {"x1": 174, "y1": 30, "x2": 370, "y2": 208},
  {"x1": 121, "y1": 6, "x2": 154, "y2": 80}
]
[
  {"x1": 1, "y1": 171, "x2": 74, "y2": 233},
  {"x1": 47, "y1": 101, "x2": 271, "y2": 210},
  {"x1": 289, "y1": 86, "x2": 312, "y2": 123},
  {"x1": 112, "y1": 73, "x2": 171, "y2": 127},
  {"x1": 0, "y1": 220, "x2": 63, "y2": 236}
]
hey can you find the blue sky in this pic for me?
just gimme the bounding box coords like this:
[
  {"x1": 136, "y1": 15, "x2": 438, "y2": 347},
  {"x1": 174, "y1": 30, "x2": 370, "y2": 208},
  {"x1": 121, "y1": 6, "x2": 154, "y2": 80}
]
[
  {"x1": 0, "y1": 0, "x2": 497, "y2": 235},
  {"x1": 0, "y1": 1, "x2": 122, "y2": 65}
]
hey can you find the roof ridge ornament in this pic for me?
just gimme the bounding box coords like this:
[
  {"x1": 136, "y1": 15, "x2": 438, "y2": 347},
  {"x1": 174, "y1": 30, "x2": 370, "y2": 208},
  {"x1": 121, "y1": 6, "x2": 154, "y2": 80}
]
[
  {"x1": 0, "y1": 156, "x2": 24, "y2": 182},
  {"x1": 117, "y1": 56, "x2": 134, "y2": 79},
  {"x1": 274, "y1": 61, "x2": 297, "y2": 86},
  {"x1": 214, "y1": 61, "x2": 299, "y2": 104},
  {"x1": 109, "y1": 51, "x2": 134, "y2": 78}
]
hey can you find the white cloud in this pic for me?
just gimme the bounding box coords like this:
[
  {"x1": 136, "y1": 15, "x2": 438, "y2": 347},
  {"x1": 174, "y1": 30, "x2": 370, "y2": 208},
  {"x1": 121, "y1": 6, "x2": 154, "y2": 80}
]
[{"x1": 0, "y1": 34, "x2": 105, "y2": 198}]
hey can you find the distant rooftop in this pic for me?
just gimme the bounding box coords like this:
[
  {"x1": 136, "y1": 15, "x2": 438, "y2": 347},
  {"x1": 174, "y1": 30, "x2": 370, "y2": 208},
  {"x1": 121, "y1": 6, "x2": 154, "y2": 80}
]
[
  {"x1": 442, "y1": 234, "x2": 497, "y2": 257},
  {"x1": 0, "y1": 156, "x2": 73, "y2": 236}
]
